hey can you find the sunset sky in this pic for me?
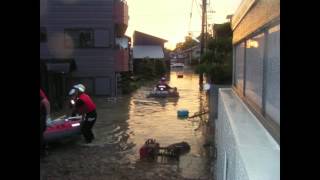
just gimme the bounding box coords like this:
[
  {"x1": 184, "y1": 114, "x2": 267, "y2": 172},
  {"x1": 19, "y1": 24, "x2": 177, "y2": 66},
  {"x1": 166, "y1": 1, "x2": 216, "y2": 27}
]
[{"x1": 125, "y1": 0, "x2": 242, "y2": 50}]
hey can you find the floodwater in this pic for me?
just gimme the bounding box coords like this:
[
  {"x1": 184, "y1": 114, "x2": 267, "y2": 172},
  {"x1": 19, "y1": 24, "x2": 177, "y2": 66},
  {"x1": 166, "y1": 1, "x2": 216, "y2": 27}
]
[{"x1": 40, "y1": 68, "x2": 213, "y2": 180}]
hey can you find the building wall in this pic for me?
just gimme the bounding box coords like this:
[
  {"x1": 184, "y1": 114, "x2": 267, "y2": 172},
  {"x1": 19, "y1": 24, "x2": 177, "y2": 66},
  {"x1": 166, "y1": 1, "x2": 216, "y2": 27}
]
[
  {"x1": 233, "y1": 23, "x2": 280, "y2": 126},
  {"x1": 232, "y1": 0, "x2": 280, "y2": 127},
  {"x1": 215, "y1": 91, "x2": 249, "y2": 180},
  {"x1": 212, "y1": 0, "x2": 280, "y2": 179},
  {"x1": 232, "y1": 0, "x2": 280, "y2": 44},
  {"x1": 192, "y1": 46, "x2": 200, "y2": 59},
  {"x1": 40, "y1": 0, "x2": 117, "y2": 96}
]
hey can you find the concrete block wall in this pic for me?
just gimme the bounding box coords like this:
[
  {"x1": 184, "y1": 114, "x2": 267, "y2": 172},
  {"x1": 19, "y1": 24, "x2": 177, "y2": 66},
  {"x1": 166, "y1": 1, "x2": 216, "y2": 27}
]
[{"x1": 215, "y1": 88, "x2": 279, "y2": 180}]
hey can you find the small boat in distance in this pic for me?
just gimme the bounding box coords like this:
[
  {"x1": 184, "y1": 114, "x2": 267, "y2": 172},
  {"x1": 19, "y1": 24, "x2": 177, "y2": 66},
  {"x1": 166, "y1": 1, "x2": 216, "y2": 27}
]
[
  {"x1": 147, "y1": 88, "x2": 179, "y2": 98},
  {"x1": 170, "y1": 63, "x2": 184, "y2": 68}
]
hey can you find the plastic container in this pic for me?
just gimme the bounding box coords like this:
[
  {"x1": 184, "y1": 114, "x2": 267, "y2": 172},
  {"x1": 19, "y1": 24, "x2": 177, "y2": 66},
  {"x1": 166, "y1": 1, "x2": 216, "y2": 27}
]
[{"x1": 177, "y1": 109, "x2": 189, "y2": 118}]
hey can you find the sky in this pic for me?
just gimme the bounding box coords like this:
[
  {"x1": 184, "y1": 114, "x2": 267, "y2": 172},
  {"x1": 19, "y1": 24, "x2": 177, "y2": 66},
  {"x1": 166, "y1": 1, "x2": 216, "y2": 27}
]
[{"x1": 125, "y1": 0, "x2": 242, "y2": 50}]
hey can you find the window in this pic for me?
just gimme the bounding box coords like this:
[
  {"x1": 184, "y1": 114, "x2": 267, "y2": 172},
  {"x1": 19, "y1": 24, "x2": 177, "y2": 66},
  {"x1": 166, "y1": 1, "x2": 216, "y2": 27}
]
[
  {"x1": 40, "y1": 27, "x2": 47, "y2": 42},
  {"x1": 232, "y1": 23, "x2": 280, "y2": 136},
  {"x1": 65, "y1": 29, "x2": 94, "y2": 48},
  {"x1": 265, "y1": 25, "x2": 280, "y2": 125},
  {"x1": 234, "y1": 42, "x2": 245, "y2": 93},
  {"x1": 245, "y1": 33, "x2": 265, "y2": 108}
]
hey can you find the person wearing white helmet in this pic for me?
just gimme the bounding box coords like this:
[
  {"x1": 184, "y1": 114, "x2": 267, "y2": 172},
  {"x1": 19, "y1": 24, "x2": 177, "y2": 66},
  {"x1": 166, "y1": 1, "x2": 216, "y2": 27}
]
[
  {"x1": 69, "y1": 84, "x2": 97, "y2": 143},
  {"x1": 68, "y1": 84, "x2": 85, "y2": 108},
  {"x1": 155, "y1": 76, "x2": 172, "y2": 91},
  {"x1": 74, "y1": 84, "x2": 85, "y2": 92}
]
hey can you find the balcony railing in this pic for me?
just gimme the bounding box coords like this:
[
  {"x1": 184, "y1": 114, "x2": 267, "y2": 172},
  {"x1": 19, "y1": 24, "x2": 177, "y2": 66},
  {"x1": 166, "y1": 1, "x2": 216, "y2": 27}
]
[
  {"x1": 113, "y1": 0, "x2": 128, "y2": 26},
  {"x1": 115, "y1": 49, "x2": 129, "y2": 72}
]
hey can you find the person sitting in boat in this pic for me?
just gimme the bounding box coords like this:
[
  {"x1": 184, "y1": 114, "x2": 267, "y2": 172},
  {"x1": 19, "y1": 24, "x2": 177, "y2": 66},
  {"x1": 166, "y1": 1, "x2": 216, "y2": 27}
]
[
  {"x1": 69, "y1": 84, "x2": 97, "y2": 144},
  {"x1": 155, "y1": 77, "x2": 172, "y2": 91}
]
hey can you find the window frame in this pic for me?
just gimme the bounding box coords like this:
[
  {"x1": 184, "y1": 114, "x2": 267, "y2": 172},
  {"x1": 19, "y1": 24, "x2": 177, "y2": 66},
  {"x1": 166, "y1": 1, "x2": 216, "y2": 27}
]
[
  {"x1": 232, "y1": 20, "x2": 280, "y2": 144},
  {"x1": 64, "y1": 28, "x2": 95, "y2": 49}
]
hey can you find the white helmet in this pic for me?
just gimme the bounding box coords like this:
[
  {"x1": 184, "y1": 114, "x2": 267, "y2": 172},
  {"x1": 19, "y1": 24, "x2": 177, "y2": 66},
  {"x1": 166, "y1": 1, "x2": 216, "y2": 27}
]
[
  {"x1": 74, "y1": 84, "x2": 85, "y2": 93},
  {"x1": 68, "y1": 88, "x2": 76, "y2": 96}
]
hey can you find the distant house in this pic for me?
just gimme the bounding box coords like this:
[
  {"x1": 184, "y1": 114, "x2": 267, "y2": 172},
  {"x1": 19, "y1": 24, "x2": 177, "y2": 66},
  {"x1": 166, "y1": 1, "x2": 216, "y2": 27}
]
[
  {"x1": 133, "y1": 31, "x2": 167, "y2": 49},
  {"x1": 132, "y1": 31, "x2": 167, "y2": 59},
  {"x1": 40, "y1": 0, "x2": 129, "y2": 104},
  {"x1": 213, "y1": 0, "x2": 280, "y2": 180},
  {"x1": 181, "y1": 44, "x2": 201, "y2": 64},
  {"x1": 133, "y1": 45, "x2": 165, "y2": 59},
  {"x1": 132, "y1": 31, "x2": 167, "y2": 73}
]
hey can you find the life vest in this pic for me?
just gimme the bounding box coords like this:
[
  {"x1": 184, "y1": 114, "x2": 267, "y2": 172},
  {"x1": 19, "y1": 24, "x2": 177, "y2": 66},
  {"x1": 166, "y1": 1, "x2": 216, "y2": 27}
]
[
  {"x1": 157, "y1": 85, "x2": 167, "y2": 91},
  {"x1": 139, "y1": 139, "x2": 159, "y2": 159},
  {"x1": 139, "y1": 145, "x2": 150, "y2": 159},
  {"x1": 78, "y1": 93, "x2": 96, "y2": 113}
]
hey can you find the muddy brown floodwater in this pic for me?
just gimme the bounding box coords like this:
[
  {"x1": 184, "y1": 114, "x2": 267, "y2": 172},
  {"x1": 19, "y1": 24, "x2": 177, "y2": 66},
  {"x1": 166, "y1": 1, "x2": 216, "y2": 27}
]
[{"x1": 40, "y1": 68, "x2": 213, "y2": 180}]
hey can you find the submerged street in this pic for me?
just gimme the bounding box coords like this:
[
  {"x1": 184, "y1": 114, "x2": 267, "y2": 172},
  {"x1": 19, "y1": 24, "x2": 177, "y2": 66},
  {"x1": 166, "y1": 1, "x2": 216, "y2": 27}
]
[{"x1": 40, "y1": 68, "x2": 213, "y2": 180}]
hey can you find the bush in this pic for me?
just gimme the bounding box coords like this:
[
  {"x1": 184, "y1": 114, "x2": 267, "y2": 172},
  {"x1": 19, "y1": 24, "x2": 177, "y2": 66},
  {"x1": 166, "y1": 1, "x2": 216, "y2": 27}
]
[
  {"x1": 191, "y1": 58, "x2": 200, "y2": 66},
  {"x1": 121, "y1": 58, "x2": 168, "y2": 94},
  {"x1": 196, "y1": 22, "x2": 233, "y2": 84},
  {"x1": 195, "y1": 63, "x2": 208, "y2": 74},
  {"x1": 154, "y1": 60, "x2": 167, "y2": 76},
  {"x1": 135, "y1": 58, "x2": 167, "y2": 80},
  {"x1": 206, "y1": 63, "x2": 232, "y2": 84}
]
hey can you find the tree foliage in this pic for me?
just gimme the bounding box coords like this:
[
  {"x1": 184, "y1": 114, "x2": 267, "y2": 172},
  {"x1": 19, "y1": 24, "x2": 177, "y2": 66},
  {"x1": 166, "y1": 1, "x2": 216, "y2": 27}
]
[
  {"x1": 135, "y1": 58, "x2": 167, "y2": 80},
  {"x1": 175, "y1": 35, "x2": 198, "y2": 51},
  {"x1": 196, "y1": 23, "x2": 233, "y2": 84}
]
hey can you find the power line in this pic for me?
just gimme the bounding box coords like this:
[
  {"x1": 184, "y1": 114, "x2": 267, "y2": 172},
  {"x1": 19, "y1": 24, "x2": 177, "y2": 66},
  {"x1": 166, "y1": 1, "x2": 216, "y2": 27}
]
[
  {"x1": 195, "y1": 0, "x2": 202, "y2": 18},
  {"x1": 188, "y1": 0, "x2": 195, "y2": 33},
  {"x1": 207, "y1": 0, "x2": 215, "y2": 24}
]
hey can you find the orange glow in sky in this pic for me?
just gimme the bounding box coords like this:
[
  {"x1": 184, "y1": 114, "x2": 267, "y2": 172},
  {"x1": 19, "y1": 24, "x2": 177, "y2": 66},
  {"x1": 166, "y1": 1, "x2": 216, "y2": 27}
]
[{"x1": 125, "y1": 0, "x2": 242, "y2": 50}]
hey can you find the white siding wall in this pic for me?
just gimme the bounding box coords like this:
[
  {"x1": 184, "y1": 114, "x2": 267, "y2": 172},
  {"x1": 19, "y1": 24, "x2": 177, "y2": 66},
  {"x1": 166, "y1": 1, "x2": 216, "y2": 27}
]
[{"x1": 40, "y1": 0, "x2": 117, "y2": 96}]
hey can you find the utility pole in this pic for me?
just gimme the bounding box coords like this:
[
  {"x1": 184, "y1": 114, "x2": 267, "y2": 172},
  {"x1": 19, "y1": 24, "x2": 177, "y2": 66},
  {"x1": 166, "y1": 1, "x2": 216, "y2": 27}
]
[{"x1": 199, "y1": 0, "x2": 207, "y2": 88}]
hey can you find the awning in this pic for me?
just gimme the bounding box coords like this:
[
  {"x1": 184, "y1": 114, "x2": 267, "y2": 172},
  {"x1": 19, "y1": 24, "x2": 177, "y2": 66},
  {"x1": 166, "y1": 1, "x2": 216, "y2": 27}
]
[
  {"x1": 40, "y1": 59, "x2": 76, "y2": 73},
  {"x1": 133, "y1": 45, "x2": 164, "y2": 59}
]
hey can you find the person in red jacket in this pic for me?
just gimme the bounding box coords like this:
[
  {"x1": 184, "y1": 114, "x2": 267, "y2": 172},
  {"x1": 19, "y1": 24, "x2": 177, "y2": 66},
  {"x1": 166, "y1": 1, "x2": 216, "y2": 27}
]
[
  {"x1": 40, "y1": 89, "x2": 50, "y2": 157},
  {"x1": 69, "y1": 84, "x2": 97, "y2": 143}
]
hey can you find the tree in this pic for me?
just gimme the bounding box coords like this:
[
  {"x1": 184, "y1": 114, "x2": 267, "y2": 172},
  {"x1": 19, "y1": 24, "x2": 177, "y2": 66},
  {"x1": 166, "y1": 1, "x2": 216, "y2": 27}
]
[
  {"x1": 213, "y1": 23, "x2": 232, "y2": 38},
  {"x1": 195, "y1": 22, "x2": 233, "y2": 84},
  {"x1": 174, "y1": 35, "x2": 199, "y2": 51},
  {"x1": 196, "y1": 32, "x2": 212, "y2": 42},
  {"x1": 175, "y1": 42, "x2": 184, "y2": 51}
]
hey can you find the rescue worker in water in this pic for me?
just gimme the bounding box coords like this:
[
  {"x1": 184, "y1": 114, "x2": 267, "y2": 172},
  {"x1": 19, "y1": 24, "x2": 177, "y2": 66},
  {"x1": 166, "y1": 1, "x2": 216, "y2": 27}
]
[
  {"x1": 40, "y1": 88, "x2": 50, "y2": 157},
  {"x1": 69, "y1": 84, "x2": 97, "y2": 143}
]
